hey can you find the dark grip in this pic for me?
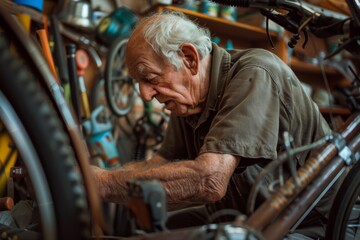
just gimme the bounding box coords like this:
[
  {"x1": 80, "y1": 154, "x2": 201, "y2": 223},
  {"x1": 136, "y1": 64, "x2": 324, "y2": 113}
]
[
  {"x1": 66, "y1": 44, "x2": 81, "y2": 122},
  {"x1": 50, "y1": 15, "x2": 69, "y2": 85}
]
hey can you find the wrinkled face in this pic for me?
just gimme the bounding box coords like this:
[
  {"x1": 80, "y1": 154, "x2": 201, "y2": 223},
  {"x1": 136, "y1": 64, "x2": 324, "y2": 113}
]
[{"x1": 125, "y1": 32, "x2": 203, "y2": 117}]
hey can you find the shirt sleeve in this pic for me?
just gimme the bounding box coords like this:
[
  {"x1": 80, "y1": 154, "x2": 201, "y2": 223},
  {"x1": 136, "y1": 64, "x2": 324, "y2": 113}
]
[{"x1": 201, "y1": 66, "x2": 280, "y2": 161}]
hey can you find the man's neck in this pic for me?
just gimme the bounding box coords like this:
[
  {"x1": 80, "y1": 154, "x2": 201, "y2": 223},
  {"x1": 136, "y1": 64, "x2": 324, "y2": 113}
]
[{"x1": 198, "y1": 54, "x2": 212, "y2": 104}]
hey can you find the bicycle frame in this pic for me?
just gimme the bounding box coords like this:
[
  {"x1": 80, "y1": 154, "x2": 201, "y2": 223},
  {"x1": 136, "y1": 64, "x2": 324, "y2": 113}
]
[{"x1": 244, "y1": 113, "x2": 360, "y2": 239}]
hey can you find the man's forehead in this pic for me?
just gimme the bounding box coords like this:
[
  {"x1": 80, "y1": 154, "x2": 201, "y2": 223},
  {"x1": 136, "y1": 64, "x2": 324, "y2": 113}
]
[
  {"x1": 127, "y1": 30, "x2": 144, "y2": 49},
  {"x1": 128, "y1": 15, "x2": 159, "y2": 42},
  {"x1": 126, "y1": 34, "x2": 151, "y2": 72}
]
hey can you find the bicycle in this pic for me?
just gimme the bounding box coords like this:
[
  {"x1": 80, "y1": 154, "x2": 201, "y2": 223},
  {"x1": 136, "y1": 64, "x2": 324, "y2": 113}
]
[{"x1": 0, "y1": 4, "x2": 108, "y2": 240}]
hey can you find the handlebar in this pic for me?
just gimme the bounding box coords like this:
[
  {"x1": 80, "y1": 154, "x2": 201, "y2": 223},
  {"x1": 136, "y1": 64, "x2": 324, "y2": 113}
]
[
  {"x1": 220, "y1": 0, "x2": 317, "y2": 14},
  {"x1": 211, "y1": 0, "x2": 360, "y2": 55}
]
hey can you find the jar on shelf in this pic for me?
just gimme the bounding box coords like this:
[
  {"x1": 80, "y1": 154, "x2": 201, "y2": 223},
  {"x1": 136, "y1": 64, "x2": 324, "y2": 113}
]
[
  {"x1": 181, "y1": 0, "x2": 200, "y2": 12},
  {"x1": 199, "y1": 0, "x2": 219, "y2": 17},
  {"x1": 219, "y1": 5, "x2": 237, "y2": 21}
]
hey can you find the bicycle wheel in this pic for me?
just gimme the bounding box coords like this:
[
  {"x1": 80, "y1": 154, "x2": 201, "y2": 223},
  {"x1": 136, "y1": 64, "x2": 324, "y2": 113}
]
[
  {"x1": 325, "y1": 161, "x2": 360, "y2": 240},
  {"x1": 0, "y1": 37, "x2": 90, "y2": 239},
  {"x1": 105, "y1": 37, "x2": 136, "y2": 117}
]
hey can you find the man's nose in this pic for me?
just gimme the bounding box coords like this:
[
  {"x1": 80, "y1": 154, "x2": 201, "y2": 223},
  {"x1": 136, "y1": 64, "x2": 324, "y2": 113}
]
[{"x1": 139, "y1": 82, "x2": 157, "y2": 101}]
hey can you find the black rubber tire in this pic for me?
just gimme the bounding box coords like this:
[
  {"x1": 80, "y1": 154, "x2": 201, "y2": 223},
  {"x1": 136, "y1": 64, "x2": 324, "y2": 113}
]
[
  {"x1": 325, "y1": 161, "x2": 360, "y2": 240},
  {"x1": 0, "y1": 37, "x2": 90, "y2": 239},
  {"x1": 104, "y1": 37, "x2": 136, "y2": 117}
]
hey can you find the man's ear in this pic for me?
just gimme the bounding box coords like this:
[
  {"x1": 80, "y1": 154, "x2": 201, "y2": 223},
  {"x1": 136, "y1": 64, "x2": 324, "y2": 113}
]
[{"x1": 179, "y1": 43, "x2": 199, "y2": 75}]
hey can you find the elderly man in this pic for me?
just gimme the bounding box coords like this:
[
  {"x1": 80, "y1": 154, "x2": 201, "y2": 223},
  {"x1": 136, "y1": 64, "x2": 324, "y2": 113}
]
[{"x1": 92, "y1": 10, "x2": 336, "y2": 239}]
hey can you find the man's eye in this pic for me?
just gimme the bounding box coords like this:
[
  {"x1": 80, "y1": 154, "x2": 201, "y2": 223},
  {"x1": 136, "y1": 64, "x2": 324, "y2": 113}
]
[
  {"x1": 144, "y1": 77, "x2": 157, "y2": 84},
  {"x1": 141, "y1": 78, "x2": 150, "y2": 83}
]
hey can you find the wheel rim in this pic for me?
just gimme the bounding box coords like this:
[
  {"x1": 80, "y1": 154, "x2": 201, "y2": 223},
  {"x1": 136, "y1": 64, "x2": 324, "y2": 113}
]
[
  {"x1": 0, "y1": 91, "x2": 57, "y2": 239},
  {"x1": 105, "y1": 38, "x2": 136, "y2": 117},
  {"x1": 344, "y1": 190, "x2": 360, "y2": 239}
]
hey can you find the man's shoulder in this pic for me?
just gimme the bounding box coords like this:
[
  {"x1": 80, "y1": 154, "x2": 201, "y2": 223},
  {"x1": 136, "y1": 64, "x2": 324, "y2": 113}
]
[
  {"x1": 229, "y1": 48, "x2": 279, "y2": 65},
  {"x1": 229, "y1": 48, "x2": 290, "y2": 80}
]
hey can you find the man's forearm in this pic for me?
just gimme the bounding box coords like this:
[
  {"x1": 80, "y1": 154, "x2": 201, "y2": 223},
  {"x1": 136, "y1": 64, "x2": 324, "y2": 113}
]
[
  {"x1": 92, "y1": 155, "x2": 171, "y2": 204},
  {"x1": 92, "y1": 166, "x2": 129, "y2": 203},
  {"x1": 97, "y1": 161, "x2": 213, "y2": 209},
  {"x1": 122, "y1": 155, "x2": 169, "y2": 170},
  {"x1": 92, "y1": 153, "x2": 237, "y2": 210}
]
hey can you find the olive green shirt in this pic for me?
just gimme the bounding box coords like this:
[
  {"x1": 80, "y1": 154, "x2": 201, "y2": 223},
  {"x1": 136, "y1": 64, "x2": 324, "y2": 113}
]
[{"x1": 157, "y1": 44, "x2": 333, "y2": 237}]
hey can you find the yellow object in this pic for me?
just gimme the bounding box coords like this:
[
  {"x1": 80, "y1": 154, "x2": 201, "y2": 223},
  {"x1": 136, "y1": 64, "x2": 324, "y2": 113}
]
[
  {"x1": 63, "y1": 83, "x2": 71, "y2": 106},
  {"x1": 78, "y1": 77, "x2": 91, "y2": 119},
  {"x1": 0, "y1": 129, "x2": 17, "y2": 197},
  {"x1": 16, "y1": 13, "x2": 31, "y2": 33}
]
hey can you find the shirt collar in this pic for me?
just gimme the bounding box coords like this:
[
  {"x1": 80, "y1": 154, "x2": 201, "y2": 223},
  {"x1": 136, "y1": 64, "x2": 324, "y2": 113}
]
[
  {"x1": 207, "y1": 43, "x2": 232, "y2": 110},
  {"x1": 185, "y1": 43, "x2": 232, "y2": 128}
]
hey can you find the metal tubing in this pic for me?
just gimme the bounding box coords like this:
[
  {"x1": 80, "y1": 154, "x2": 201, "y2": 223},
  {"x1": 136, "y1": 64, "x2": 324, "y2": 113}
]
[
  {"x1": 262, "y1": 132, "x2": 360, "y2": 239},
  {"x1": 245, "y1": 113, "x2": 360, "y2": 231}
]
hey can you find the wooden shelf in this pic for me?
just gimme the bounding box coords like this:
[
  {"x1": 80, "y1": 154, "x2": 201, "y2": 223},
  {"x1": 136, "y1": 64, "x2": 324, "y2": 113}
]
[
  {"x1": 319, "y1": 106, "x2": 351, "y2": 115},
  {"x1": 157, "y1": 6, "x2": 278, "y2": 41},
  {"x1": 290, "y1": 57, "x2": 340, "y2": 76}
]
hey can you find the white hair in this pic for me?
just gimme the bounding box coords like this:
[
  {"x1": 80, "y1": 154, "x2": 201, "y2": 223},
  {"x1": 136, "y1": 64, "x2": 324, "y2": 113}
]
[{"x1": 140, "y1": 11, "x2": 212, "y2": 70}]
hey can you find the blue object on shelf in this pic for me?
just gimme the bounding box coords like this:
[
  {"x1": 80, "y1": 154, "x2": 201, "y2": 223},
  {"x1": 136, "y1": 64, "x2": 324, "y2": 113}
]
[
  {"x1": 13, "y1": 0, "x2": 44, "y2": 11},
  {"x1": 219, "y1": 5, "x2": 238, "y2": 22},
  {"x1": 200, "y1": 0, "x2": 219, "y2": 17},
  {"x1": 96, "y1": 7, "x2": 138, "y2": 46},
  {"x1": 226, "y1": 40, "x2": 234, "y2": 50},
  {"x1": 212, "y1": 36, "x2": 221, "y2": 45}
]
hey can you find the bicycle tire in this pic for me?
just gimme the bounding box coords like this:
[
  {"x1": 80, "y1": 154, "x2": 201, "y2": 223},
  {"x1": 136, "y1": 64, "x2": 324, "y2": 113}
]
[
  {"x1": 104, "y1": 37, "x2": 136, "y2": 117},
  {"x1": 325, "y1": 161, "x2": 360, "y2": 240},
  {"x1": 0, "y1": 37, "x2": 90, "y2": 239}
]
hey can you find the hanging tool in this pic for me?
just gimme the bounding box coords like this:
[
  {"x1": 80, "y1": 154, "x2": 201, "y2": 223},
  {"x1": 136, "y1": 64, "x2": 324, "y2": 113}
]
[
  {"x1": 16, "y1": 13, "x2": 31, "y2": 33},
  {"x1": 49, "y1": 15, "x2": 71, "y2": 103},
  {"x1": 66, "y1": 44, "x2": 81, "y2": 123},
  {"x1": 82, "y1": 105, "x2": 121, "y2": 169},
  {"x1": 36, "y1": 29, "x2": 60, "y2": 84},
  {"x1": 75, "y1": 49, "x2": 91, "y2": 119}
]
